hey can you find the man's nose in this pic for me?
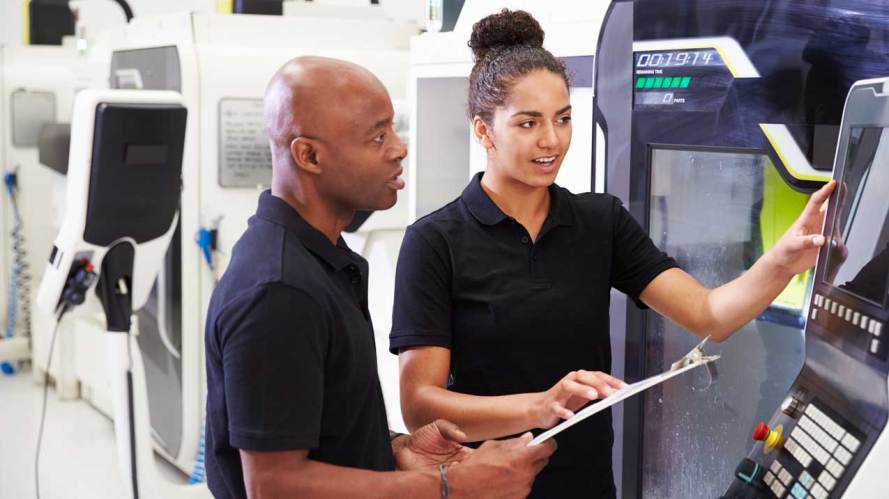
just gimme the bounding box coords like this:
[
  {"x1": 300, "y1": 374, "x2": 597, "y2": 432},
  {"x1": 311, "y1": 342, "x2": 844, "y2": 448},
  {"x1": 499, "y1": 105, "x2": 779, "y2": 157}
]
[{"x1": 393, "y1": 138, "x2": 408, "y2": 162}]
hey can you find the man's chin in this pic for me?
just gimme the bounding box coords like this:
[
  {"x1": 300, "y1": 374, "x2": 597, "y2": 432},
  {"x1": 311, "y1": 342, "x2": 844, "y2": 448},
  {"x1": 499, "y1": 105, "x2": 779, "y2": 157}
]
[{"x1": 359, "y1": 193, "x2": 398, "y2": 212}]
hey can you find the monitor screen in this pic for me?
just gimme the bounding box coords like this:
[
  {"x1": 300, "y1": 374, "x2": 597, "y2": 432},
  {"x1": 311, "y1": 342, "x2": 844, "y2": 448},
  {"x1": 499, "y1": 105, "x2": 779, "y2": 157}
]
[{"x1": 823, "y1": 127, "x2": 889, "y2": 306}]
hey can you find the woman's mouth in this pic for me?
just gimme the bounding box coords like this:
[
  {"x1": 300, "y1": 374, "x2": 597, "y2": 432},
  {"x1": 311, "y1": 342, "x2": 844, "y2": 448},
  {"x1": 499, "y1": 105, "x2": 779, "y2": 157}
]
[{"x1": 532, "y1": 155, "x2": 559, "y2": 173}]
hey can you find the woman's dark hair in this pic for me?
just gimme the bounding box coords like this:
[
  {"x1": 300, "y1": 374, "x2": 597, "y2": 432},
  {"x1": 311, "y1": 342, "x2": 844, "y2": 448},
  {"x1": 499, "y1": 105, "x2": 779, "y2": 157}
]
[{"x1": 468, "y1": 9, "x2": 571, "y2": 123}]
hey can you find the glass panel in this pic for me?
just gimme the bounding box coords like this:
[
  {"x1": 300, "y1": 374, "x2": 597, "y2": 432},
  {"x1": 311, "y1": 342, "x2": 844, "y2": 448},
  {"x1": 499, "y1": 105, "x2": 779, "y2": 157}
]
[
  {"x1": 640, "y1": 149, "x2": 808, "y2": 498},
  {"x1": 824, "y1": 127, "x2": 889, "y2": 306}
]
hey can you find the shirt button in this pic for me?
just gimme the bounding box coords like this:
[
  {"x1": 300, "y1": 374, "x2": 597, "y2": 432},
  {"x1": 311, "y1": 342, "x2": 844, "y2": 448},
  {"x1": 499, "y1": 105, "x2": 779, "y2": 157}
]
[{"x1": 521, "y1": 236, "x2": 530, "y2": 244}]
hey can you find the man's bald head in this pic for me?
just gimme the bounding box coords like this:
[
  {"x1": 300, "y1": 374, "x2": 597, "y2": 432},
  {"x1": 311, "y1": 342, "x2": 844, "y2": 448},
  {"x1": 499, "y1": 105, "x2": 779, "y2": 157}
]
[{"x1": 264, "y1": 56, "x2": 388, "y2": 162}]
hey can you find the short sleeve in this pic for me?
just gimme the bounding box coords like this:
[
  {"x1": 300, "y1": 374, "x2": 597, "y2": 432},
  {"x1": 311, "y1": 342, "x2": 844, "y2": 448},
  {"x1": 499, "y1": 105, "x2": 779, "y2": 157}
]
[
  {"x1": 610, "y1": 197, "x2": 678, "y2": 307},
  {"x1": 218, "y1": 282, "x2": 328, "y2": 451},
  {"x1": 389, "y1": 226, "x2": 453, "y2": 354}
]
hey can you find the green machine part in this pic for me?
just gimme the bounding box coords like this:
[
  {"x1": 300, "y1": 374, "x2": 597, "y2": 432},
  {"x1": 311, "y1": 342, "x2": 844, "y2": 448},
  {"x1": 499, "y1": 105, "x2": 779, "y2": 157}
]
[{"x1": 761, "y1": 158, "x2": 813, "y2": 311}]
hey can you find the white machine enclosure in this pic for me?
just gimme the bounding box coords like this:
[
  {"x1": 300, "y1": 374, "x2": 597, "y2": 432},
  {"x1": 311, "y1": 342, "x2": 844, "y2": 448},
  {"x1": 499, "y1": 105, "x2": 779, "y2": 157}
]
[
  {"x1": 36, "y1": 89, "x2": 184, "y2": 315},
  {"x1": 1, "y1": 41, "x2": 110, "y2": 389},
  {"x1": 34, "y1": 87, "x2": 208, "y2": 499}
]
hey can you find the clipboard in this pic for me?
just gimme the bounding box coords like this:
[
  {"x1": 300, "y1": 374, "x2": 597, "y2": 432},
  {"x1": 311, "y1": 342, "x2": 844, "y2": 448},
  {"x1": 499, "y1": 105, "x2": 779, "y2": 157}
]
[{"x1": 528, "y1": 336, "x2": 720, "y2": 447}]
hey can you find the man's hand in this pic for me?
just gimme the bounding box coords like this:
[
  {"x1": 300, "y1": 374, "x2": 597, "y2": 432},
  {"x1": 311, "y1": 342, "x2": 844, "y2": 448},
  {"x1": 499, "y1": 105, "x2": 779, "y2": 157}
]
[
  {"x1": 765, "y1": 180, "x2": 836, "y2": 277},
  {"x1": 392, "y1": 419, "x2": 473, "y2": 470},
  {"x1": 446, "y1": 433, "x2": 557, "y2": 499}
]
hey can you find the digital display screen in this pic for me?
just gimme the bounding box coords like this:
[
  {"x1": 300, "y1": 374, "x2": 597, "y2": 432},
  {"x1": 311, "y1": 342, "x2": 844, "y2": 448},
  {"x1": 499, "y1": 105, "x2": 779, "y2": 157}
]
[
  {"x1": 824, "y1": 127, "x2": 889, "y2": 306},
  {"x1": 125, "y1": 144, "x2": 168, "y2": 166},
  {"x1": 634, "y1": 49, "x2": 724, "y2": 68}
]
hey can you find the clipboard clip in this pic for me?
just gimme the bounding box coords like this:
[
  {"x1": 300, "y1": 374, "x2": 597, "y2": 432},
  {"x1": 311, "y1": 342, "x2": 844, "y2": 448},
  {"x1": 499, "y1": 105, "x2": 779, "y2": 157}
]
[{"x1": 669, "y1": 335, "x2": 720, "y2": 389}]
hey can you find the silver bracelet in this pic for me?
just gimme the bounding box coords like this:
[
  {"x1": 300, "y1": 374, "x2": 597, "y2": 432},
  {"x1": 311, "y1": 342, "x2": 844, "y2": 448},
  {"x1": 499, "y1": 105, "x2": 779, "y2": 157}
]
[{"x1": 439, "y1": 463, "x2": 449, "y2": 499}]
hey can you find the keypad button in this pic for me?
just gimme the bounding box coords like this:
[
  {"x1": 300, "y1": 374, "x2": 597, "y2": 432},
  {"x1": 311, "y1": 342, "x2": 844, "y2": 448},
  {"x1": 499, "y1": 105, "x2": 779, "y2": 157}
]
[
  {"x1": 874, "y1": 322, "x2": 883, "y2": 337},
  {"x1": 811, "y1": 483, "x2": 827, "y2": 499},
  {"x1": 861, "y1": 316, "x2": 870, "y2": 330},
  {"x1": 845, "y1": 308, "x2": 853, "y2": 321},
  {"x1": 790, "y1": 482, "x2": 807, "y2": 499},
  {"x1": 853, "y1": 311, "x2": 861, "y2": 325},
  {"x1": 825, "y1": 298, "x2": 832, "y2": 309},
  {"x1": 799, "y1": 471, "x2": 814, "y2": 488},
  {"x1": 818, "y1": 470, "x2": 835, "y2": 491},
  {"x1": 841, "y1": 433, "x2": 860, "y2": 453},
  {"x1": 838, "y1": 305, "x2": 846, "y2": 316},
  {"x1": 810, "y1": 308, "x2": 818, "y2": 321},
  {"x1": 871, "y1": 339, "x2": 881, "y2": 355},
  {"x1": 765, "y1": 471, "x2": 776, "y2": 486},
  {"x1": 826, "y1": 458, "x2": 844, "y2": 478},
  {"x1": 779, "y1": 468, "x2": 793, "y2": 486},
  {"x1": 771, "y1": 460, "x2": 783, "y2": 474},
  {"x1": 772, "y1": 481, "x2": 786, "y2": 497},
  {"x1": 831, "y1": 302, "x2": 838, "y2": 314},
  {"x1": 834, "y1": 446, "x2": 853, "y2": 466}
]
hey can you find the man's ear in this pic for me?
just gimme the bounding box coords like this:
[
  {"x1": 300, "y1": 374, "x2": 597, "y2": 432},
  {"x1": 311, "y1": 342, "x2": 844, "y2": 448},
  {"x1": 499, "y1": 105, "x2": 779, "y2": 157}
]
[
  {"x1": 472, "y1": 116, "x2": 495, "y2": 150},
  {"x1": 290, "y1": 137, "x2": 322, "y2": 173}
]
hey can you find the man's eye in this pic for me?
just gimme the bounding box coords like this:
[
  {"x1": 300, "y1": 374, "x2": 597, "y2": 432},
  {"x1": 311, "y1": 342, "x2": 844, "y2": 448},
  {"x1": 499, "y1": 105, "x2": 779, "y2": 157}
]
[
  {"x1": 558, "y1": 116, "x2": 572, "y2": 124},
  {"x1": 519, "y1": 121, "x2": 535, "y2": 129},
  {"x1": 373, "y1": 132, "x2": 386, "y2": 143}
]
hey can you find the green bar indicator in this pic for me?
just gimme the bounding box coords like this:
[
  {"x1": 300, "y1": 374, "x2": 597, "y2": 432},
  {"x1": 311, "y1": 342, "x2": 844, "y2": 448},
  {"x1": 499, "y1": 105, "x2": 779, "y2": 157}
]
[
  {"x1": 662, "y1": 77, "x2": 672, "y2": 88},
  {"x1": 644, "y1": 78, "x2": 654, "y2": 89},
  {"x1": 671, "y1": 77, "x2": 682, "y2": 88},
  {"x1": 653, "y1": 77, "x2": 664, "y2": 88},
  {"x1": 635, "y1": 77, "x2": 646, "y2": 89},
  {"x1": 680, "y1": 76, "x2": 691, "y2": 88}
]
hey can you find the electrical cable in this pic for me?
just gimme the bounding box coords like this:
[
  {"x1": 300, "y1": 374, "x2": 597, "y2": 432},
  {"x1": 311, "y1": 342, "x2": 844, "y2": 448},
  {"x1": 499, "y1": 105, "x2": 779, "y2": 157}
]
[
  {"x1": 34, "y1": 305, "x2": 70, "y2": 499},
  {"x1": 111, "y1": 0, "x2": 134, "y2": 22}
]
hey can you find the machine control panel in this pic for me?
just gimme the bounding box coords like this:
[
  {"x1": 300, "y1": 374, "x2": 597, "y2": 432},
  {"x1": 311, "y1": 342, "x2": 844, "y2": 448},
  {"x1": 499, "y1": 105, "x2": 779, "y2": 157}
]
[
  {"x1": 761, "y1": 402, "x2": 864, "y2": 498},
  {"x1": 809, "y1": 293, "x2": 887, "y2": 361},
  {"x1": 722, "y1": 79, "x2": 889, "y2": 499}
]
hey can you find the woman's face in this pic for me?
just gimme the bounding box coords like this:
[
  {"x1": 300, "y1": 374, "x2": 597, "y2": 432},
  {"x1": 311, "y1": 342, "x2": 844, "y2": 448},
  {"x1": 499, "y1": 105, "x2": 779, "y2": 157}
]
[{"x1": 477, "y1": 69, "x2": 572, "y2": 189}]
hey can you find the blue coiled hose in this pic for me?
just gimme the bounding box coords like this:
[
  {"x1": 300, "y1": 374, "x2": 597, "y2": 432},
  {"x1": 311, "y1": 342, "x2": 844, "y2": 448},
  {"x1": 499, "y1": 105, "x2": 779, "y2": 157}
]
[{"x1": 3, "y1": 170, "x2": 31, "y2": 375}]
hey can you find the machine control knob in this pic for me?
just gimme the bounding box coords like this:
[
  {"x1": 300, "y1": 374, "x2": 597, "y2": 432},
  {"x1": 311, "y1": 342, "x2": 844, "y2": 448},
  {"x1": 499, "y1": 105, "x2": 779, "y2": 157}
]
[
  {"x1": 781, "y1": 395, "x2": 801, "y2": 417},
  {"x1": 753, "y1": 422, "x2": 783, "y2": 453}
]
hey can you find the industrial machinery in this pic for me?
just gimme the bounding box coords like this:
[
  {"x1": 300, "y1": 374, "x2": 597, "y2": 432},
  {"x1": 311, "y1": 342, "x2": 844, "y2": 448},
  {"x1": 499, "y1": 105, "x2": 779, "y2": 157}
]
[
  {"x1": 36, "y1": 88, "x2": 207, "y2": 499},
  {"x1": 721, "y1": 76, "x2": 889, "y2": 499},
  {"x1": 595, "y1": 1, "x2": 889, "y2": 496},
  {"x1": 0, "y1": 41, "x2": 96, "y2": 390}
]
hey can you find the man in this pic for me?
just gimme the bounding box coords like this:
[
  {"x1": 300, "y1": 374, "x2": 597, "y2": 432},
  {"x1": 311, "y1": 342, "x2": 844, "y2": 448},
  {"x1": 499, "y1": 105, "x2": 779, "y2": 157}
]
[{"x1": 204, "y1": 56, "x2": 556, "y2": 498}]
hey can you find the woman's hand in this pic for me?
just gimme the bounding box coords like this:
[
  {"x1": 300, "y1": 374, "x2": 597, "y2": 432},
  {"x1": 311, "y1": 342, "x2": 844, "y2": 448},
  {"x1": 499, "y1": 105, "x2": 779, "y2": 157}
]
[
  {"x1": 530, "y1": 370, "x2": 626, "y2": 429},
  {"x1": 765, "y1": 180, "x2": 836, "y2": 277}
]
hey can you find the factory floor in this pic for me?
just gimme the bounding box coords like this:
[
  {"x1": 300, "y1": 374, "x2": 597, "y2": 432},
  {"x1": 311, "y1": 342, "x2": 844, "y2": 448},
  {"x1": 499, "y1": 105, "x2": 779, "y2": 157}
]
[{"x1": 0, "y1": 367, "x2": 188, "y2": 499}]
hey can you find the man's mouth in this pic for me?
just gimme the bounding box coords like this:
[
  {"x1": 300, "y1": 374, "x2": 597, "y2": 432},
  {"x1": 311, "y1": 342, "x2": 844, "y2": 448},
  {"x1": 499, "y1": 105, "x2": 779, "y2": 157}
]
[{"x1": 386, "y1": 168, "x2": 405, "y2": 190}]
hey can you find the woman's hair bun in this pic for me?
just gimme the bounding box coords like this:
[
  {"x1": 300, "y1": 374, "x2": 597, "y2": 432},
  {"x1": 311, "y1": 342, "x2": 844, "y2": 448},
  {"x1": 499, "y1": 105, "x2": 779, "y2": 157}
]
[{"x1": 468, "y1": 9, "x2": 545, "y2": 62}]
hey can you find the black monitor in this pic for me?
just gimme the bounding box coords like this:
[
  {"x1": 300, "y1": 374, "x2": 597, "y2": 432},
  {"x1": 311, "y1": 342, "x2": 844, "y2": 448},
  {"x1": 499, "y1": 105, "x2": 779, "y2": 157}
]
[{"x1": 823, "y1": 127, "x2": 889, "y2": 308}]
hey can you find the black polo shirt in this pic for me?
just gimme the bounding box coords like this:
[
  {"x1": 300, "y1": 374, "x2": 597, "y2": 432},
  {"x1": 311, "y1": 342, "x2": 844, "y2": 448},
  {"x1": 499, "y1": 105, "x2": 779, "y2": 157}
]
[
  {"x1": 205, "y1": 191, "x2": 394, "y2": 499},
  {"x1": 390, "y1": 173, "x2": 677, "y2": 498}
]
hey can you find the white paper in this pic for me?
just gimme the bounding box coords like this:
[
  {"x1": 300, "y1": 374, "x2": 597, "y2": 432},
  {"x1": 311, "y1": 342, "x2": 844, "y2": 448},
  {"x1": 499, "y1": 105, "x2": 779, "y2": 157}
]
[{"x1": 528, "y1": 357, "x2": 718, "y2": 446}]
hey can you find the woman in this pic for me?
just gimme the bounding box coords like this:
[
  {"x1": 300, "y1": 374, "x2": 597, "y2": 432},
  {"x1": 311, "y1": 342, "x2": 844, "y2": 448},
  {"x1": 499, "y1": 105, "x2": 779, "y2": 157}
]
[{"x1": 390, "y1": 9, "x2": 834, "y2": 497}]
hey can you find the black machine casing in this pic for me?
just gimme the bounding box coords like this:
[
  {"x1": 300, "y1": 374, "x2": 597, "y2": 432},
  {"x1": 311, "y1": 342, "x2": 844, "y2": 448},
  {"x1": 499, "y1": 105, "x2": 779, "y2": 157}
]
[{"x1": 595, "y1": 1, "x2": 889, "y2": 497}]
